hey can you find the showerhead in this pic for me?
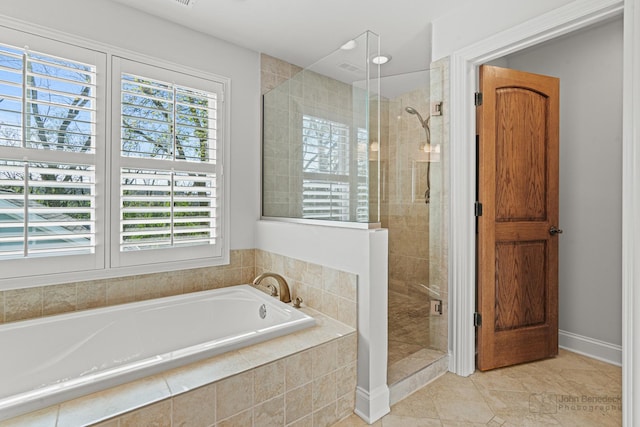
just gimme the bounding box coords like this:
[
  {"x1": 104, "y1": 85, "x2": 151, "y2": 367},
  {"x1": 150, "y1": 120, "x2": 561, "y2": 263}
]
[
  {"x1": 405, "y1": 105, "x2": 432, "y2": 149},
  {"x1": 405, "y1": 106, "x2": 427, "y2": 128},
  {"x1": 405, "y1": 106, "x2": 419, "y2": 115}
]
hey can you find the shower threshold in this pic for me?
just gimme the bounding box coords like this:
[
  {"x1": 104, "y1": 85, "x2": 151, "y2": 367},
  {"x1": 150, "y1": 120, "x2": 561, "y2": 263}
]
[{"x1": 388, "y1": 350, "x2": 449, "y2": 405}]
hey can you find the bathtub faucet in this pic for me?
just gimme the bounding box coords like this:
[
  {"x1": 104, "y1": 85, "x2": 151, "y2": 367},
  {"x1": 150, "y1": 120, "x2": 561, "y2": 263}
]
[{"x1": 252, "y1": 272, "x2": 292, "y2": 303}]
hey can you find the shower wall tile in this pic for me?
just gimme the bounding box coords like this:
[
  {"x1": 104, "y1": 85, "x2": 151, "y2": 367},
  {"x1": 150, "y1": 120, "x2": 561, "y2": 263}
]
[
  {"x1": 261, "y1": 53, "x2": 369, "y2": 222},
  {"x1": 261, "y1": 54, "x2": 302, "y2": 95}
]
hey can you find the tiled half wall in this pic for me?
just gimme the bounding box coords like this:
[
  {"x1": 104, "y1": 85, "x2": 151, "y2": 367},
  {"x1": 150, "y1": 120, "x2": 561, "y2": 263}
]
[
  {"x1": 89, "y1": 336, "x2": 358, "y2": 427},
  {"x1": 0, "y1": 249, "x2": 359, "y2": 427},
  {"x1": 0, "y1": 250, "x2": 357, "y2": 330}
]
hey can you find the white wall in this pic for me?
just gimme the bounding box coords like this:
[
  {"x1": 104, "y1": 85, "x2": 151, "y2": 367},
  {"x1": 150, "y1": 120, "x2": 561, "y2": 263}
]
[
  {"x1": 432, "y1": 0, "x2": 576, "y2": 60},
  {"x1": 0, "y1": 0, "x2": 262, "y2": 250},
  {"x1": 254, "y1": 220, "x2": 390, "y2": 422},
  {"x1": 502, "y1": 18, "x2": 623, "y2": 352}
]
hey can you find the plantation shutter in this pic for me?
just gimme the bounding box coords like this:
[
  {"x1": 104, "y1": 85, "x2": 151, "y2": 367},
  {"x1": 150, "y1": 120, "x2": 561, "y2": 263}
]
[
  {"x1": 301, "y1": 115, "x2": 368, "y2": 221},
  {"x1": 0, "y1": 42, "x2": 97, "y2": 259},
  {"x1": 113, "y1": 58, "x2": 223, "y2": 265}
]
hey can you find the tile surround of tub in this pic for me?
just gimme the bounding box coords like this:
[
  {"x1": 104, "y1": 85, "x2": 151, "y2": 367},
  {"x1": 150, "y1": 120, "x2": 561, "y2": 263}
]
[
  {"x1": 0, "y1": 249, "x2": 255, "y2": 324},
  {"x1": 256, "y1": 249, "x2": 358, "y2": 329},
  {"x1": 0, "y1": 250, "x2": 360, "y2": 426},
  {"x1": 0, "y1": 248, "x2": 356, "y2": 333},
  {"x1": 0, "y1": 310, "x2": 357, "y2": 427}
]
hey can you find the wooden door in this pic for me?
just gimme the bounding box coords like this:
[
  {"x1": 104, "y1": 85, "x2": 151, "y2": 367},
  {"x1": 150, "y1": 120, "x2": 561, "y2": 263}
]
[{"x1": 476, "y1": 65, "x2": 560, "y2": 371}]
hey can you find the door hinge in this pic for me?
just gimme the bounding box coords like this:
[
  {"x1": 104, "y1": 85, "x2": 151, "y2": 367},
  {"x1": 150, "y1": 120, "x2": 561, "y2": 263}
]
[
  {"x1": 431, "y1": 101, "x2": 443, "y2": 116},
  {"x1": 474, "y1": 312, "x2": 482, "y2": 327},
  {"x1": 474, "y1": 201, "x2": 483, "y2": 217},
  {"x1": 474, "y1": 92, "x2": 483, "y2": 106}
]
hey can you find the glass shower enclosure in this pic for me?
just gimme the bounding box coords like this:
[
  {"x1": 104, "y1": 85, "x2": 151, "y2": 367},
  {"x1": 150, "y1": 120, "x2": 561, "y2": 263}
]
[
  {"x1": 261, "y1": 34, "x2": 448, "y2": 389},
  {"x1": 379, "y1": 69, "x2": 447, "y2": 385},
  {"x1": 262, "y1": 31, "x2": 381, "y2": 225}
]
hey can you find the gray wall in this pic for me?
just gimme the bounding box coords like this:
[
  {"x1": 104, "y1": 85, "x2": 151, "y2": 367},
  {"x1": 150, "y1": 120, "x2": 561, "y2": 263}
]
[{"x1": 503, "y1": 18, "x2": 623, "y2": 347}]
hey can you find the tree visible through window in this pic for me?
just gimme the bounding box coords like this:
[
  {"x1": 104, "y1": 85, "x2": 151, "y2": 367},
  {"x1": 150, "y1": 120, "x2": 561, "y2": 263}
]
[
  {"x1": 302, "y1": 115, "x2": 368, "y2": 221},
  {"x1": 118, "y1": 71, "x2": 218, "y2": 252},
  {"x1": 0, "y1": 43, "x2": 96, "y2": 259},
  {"x1": 0, "y1": 30, "x2": 228, "y2": 281}
]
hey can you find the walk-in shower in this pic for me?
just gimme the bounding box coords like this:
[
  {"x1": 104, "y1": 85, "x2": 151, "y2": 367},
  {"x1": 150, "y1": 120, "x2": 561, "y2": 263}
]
[
  {"x1": 379, "y1": 69, "x2": 446, "y2": 387},
  {"x1": 260, "y1": 36, "x2": 448, "y2": 395}
]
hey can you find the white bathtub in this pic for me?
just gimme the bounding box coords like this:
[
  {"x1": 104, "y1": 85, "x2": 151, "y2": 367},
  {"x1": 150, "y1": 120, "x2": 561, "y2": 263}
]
[{"x1": 0, "y1": 284, "x2": 315, "y2": 421}]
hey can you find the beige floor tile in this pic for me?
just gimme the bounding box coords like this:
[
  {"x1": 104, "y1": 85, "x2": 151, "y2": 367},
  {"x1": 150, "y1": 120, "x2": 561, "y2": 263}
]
[
  {"x1": 552, "y1": 408, "x2": 622, "y2": 427},
  {"x1": 494, "y1": 408, "x2": 562, "y2": 426},
  {"x1": 389, "y1": 388, "x2": 439, "y2": 419},
  {"x1": 440, "y1": 422, "x2": 489, "y2": 427},
  {"x1": 433, "y1": 397, "x2": 494, "y2": 424},
  {"x1": 470, "y1": 368, "x2": 531, "y2": 393},
  {"x1": 474, "y1": 388, "x2": 532, "y2": 413},
  {"x1": 331, "y1": 350, "x2": 621, "y2": 427},
  {"x1": 330, "y1": 414, "x2": 380, "y2": 427},
  {"x1": 380, "y1": 414, "x2": 441, "y2": 426}
]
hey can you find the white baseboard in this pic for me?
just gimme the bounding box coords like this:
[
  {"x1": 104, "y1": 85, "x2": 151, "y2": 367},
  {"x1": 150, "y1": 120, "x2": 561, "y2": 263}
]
[
  {"x1": 558, "y1": 329, "x2": 622, "y2": 366},
  {"x1": 354, "y1": 385, "x2": 390, "y2": 424}
]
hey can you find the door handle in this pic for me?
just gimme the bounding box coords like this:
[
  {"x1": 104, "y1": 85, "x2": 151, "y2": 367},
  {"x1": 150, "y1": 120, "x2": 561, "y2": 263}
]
[{"x1": 549, "y1": 226, "x2": 563, "y2": 235}]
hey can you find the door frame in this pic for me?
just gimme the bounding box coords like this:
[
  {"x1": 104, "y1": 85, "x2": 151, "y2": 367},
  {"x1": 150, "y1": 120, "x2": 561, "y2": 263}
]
[{"x1": 447, "y1": 0, "x2": 639, "y2": 424}]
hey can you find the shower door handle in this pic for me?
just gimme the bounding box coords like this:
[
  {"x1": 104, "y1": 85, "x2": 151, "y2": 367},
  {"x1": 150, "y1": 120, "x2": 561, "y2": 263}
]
[{"x1": 549, "y1": 226, "x2": 563, "y2": 235}]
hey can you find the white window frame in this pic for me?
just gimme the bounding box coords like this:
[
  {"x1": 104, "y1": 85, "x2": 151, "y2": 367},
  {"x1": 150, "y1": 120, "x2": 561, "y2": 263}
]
[
  {"x1": 0, "y1": 22, "x2": 230, "y2": 289},
  {"x1": 0, "y1": 25, "x2": 107, "y2": 280},
  {"x1": 110, "y1": 57, "x2": 226, "y2": 268}
]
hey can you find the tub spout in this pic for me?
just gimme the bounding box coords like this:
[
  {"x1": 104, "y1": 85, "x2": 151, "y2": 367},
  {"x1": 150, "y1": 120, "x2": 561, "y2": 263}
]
[{"x1": 252, "y1": 272, "x2": 292, "y2": 303}]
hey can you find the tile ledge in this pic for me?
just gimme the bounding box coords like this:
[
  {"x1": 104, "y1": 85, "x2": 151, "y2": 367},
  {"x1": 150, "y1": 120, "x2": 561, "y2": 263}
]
[{"x1": 0, "y1": 307, "x2": 355, "y2": 427}]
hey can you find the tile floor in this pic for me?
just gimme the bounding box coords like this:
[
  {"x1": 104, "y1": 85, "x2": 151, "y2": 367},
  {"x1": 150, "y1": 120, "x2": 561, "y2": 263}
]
[{"x1": 334, "y1": 350, "x2": 622, "y2": 426}]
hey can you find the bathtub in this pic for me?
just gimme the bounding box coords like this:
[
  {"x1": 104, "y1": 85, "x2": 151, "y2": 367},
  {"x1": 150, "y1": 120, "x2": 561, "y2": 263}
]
[{"x1": 0, "y1": 284, "x2": 315, "y2": 421}]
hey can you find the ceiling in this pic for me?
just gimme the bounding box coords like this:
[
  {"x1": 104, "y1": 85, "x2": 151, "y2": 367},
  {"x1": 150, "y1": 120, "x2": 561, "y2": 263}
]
[{"x1": 109, "y1": 0, "x2": 472, "y2": 77}]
